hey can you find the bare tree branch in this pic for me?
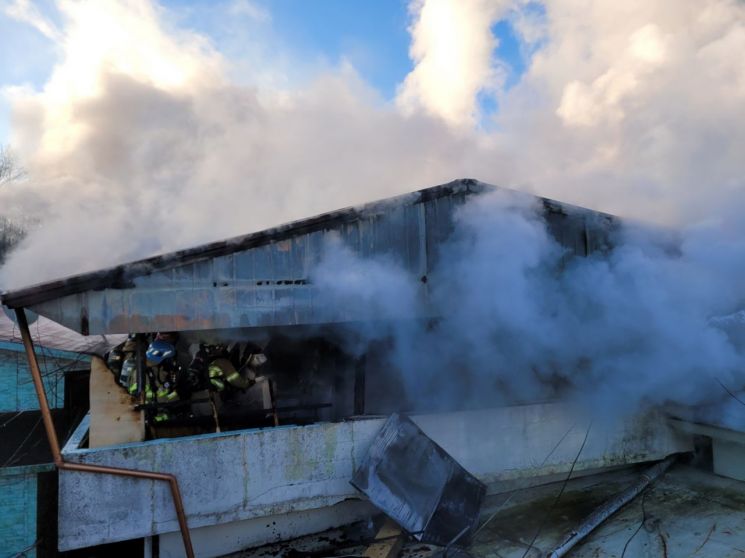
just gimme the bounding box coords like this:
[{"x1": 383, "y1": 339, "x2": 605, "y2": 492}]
[
  {"x1": 0, "y1": 145, "x2": 26, "y2": 186},
  {"x1": 0, "y1": 145, "x2": 28, "y2": 264}
]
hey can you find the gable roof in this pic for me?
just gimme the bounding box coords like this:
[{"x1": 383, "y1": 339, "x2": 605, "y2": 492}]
[{"x1": 1, "y1": 179, "x2": 617, "y2": 335}]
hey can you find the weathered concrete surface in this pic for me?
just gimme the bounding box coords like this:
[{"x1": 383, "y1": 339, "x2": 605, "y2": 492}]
[
  {"x1": 469, "y1": 464, "x2": 745, "y2": 558},
  {"x1": 234, "y1": 466, "x2": 745, "y2": 558},
  {"x1": 159, "y1": 499, "x2": 376, "y2": 558},
  {"x1": 58, "y1": 403, "x2": 692, "y2": 551}
]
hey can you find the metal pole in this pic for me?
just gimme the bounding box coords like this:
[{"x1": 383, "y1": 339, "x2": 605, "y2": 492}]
[
  {"x1": 15, "y1": 308, "x2": 195, "y2": 558},
  {"x1": 546, "y1": 454, "x2": 677, "y2": 558},
  {"x1": 16, "y1": 308, "x2": 62, "y2": 463}
]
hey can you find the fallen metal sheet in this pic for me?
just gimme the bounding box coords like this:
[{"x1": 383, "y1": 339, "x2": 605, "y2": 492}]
[{"x1": 351, "y1": 413, "x2": 486, "y2": 547}]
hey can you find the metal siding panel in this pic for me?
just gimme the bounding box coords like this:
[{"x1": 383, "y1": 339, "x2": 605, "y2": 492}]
[
  {"x1": 18, "y1": 185, "x2": 622, "y2": 334},
  {"x1": 290, "y1": 236, "x2": 308, "y2": 279},
  {"x1": 376, "y1": 205, "x2": 408, "y2": 266},
  {"x1": 191, "y1": 289, "x2": 218, "y2": 328},
  {"x1": 254, "y1": 286, "x2": 275, "y2": 326},
  {"x1": 213, "y1": 255, "x2": 234, "y2": 283},
  {"x1": 357, "y1": 215, "x2": 375, "y2": 260},
  {"x1": 405, "y1": 202, "x2": 426, "y2": 277},
  {"x1": 374, "y1": 211, "x2": 394, "y2": 259},
  {"x1": 142, "y1": 269, "x2": 174, "y2": 287},
  {"x1": 254, "y1": 245, "x2": 273, "y2": 282},
  {"x1": 305, "y1": 230, "x2": 325, "y2": 276},
  {"x1": 425, "y1": 194, "x2": 457, "y2": 274},
  {"x1": 233, "y1": 251, "x2": 254, "y2": 282},
  {"x1": 271, "y1": 240, "x2": 292, "y2": 280},
  {"x1": 340, "y1": 220, "x2": 361, "y2": 255},
  {"x1": 235, "y1": 288, "x2": 257, "y2": 327},
  {"x1": 274, "y1": 287, "x2": 295, "y2": 324},
  {"x1": 194, "y1": 260, "x2": 212, "y2": 283},
  {"x1": 172, "y1": 261, "x2": 195, "y2": 285},
  {"x1": 86, "y1": 290, "x2": 106, "y2": 334},
  {"x1": 292, "y1": 286, "x2": 315, "y2": 324}
]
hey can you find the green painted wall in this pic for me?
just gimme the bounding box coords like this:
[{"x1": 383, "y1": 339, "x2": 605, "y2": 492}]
[
  {"x1": 0, "y1": 464, "x2": 53, "y2": 558},
  {"x1": 0, "y1": 342, "x2": 87, "y2": 556},
  {"x1": 0, "y1": 342, "x2": 87, "y2": 412}
]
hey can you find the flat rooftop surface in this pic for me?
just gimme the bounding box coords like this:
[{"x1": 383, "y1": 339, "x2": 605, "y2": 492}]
[
  {"x1": 471, "y1": 464, "x2": 745, "y2": 558},
  {"x1": 232, "y1": 463, "x2": 745, "y2": 558}
]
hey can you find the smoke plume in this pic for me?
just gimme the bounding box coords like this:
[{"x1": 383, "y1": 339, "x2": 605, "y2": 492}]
[
  {"x1": 313, "y1": 189, "x2": 745, "y2": 419},
  {"x1": 1, "y1": 0, "x2": 744, "y2": 287},
  {"x1": 1, "y1": 0, "x2": 744, "y2": 416}
]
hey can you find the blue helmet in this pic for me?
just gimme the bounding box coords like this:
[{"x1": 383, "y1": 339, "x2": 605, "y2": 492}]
[{"x1": 146, "y1": 339, "x2": 176, "y2": 366}]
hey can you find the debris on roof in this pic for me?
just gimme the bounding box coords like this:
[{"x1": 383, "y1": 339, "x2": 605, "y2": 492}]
[
  {"x1": 235, "y1": 462, "x2": 745, "y2": 558},
  {"x1": 351, "y1": 413, "x2": 486, "y2": 548}
]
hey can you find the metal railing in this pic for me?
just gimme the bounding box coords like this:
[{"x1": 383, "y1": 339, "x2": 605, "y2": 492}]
[{"x1": 15, "y1": 308, "x2": 194, "y2": 558}]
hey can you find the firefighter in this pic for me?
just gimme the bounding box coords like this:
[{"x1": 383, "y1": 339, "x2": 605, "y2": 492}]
[
  {"x1": 207, "y1": 357, "x2": 254, "y2": 391},
  {"x1": 114, "y1": 335, "x2": 138, "y2": 388},
  {"x1": 106, "y1": 345, "x2": 125, "y2": 378},
  {"x1": 144, "y1": 338, "x2": 179, "y2": 403},
  {"x1": 185, "y1": 344, "x2": 216, "y2": 392},
  {"x1": 120, "y1": 356, "x2": 137, "y2": 392}
]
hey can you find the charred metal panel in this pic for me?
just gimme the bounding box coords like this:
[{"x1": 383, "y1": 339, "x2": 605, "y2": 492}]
[
  {"x1": 351, "y1": 413, "x2": 486, "y2": 546},
  {"x1": 2, "y1": 179, "x2": 618, "y2": 334}
]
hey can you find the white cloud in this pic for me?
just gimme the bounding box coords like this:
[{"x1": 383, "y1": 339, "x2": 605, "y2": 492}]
[
  {"x1": 489, "y1": 0, "x2": 745, "y2": 223},
  {"x1": 396, "y1": 0, "x2": 511, "y2": 127},
  {"x1": 556, "y1": 24, "x2": 669, "y2": 127},
  {"x1": 3, "y1": 0, "x2": 61, "y2": 40},
  {"x1": 228, "y1": 0, "x2": 270, "y2": 23}
]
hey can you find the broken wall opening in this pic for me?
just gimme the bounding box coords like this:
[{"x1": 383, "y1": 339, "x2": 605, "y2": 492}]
[{"x1": 93, "y1": 318, "x2": 582, "y2": 445}]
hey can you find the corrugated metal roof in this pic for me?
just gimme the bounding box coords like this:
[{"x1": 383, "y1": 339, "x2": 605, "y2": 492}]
[
  {"x1": 0, "y1": 310, "x2": 121, "y2": 355},
  {"x1": 0, "y1": 179, "x2": 618, "y2": 335}
]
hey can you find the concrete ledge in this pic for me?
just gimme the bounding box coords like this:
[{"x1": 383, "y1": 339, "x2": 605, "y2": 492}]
[
  {"x1": 159, "y1": 499, "x2": 376, "y2": 558},
  {"x1": 669, "y1": 418, "x2": 745, "y2": 482},
  {"x1": 58, "y1": 404, "x2": 692, "y2": 551}
]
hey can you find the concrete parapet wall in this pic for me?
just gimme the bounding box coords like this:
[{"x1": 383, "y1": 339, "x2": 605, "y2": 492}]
[{"x1": 59, "y1": 403, "x2": 692, "y2": 551}]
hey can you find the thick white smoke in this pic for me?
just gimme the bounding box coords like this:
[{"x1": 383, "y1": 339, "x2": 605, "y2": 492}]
[
  {"x1": 313, "y1": 189, "x2": 745, "y2": 419},
  {"x1": 1, "y1": 0, "x2": 744, "y2": 287},
  {"x1": 1, "y1": 0, "x2": 744, "y2": 416}
]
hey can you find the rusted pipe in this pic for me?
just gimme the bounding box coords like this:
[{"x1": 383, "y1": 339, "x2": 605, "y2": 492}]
[
  {"x1": 546, "y1": 454, "x2": 678, "y2": 558},
  {"x1": 15, "y1": 308, "x2": 195, "y2": 558},
  {"x1": 16, "y1": 308, "x2": 62, "y2": 463}
]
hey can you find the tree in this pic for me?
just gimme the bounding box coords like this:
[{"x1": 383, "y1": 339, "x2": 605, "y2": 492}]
[
  {"x1": 0, "y1": 145, "x2": 27, "y2": 264},
  {"x1": 0, "y1": 145, "x2": 25, "y2": 186}
]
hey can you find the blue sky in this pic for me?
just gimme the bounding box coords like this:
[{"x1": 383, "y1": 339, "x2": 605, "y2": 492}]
[
  {"x1": 243, "y1": 0, "x2": 413, "y2": 98},
  {"x1": 0, "y1": 1, "x2": 59, "y2": 142},
  {"x1": 0, "y1": 0, "x2": 528, "y2": 144}
]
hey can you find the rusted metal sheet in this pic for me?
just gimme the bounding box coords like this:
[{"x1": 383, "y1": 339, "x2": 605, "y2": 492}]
[
  {"x1": 351, "y1": 413, "x2": 486, "y2": 546},
  {"x1": 1, "y1": 179, "x2": 617, "y2": 334}
]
